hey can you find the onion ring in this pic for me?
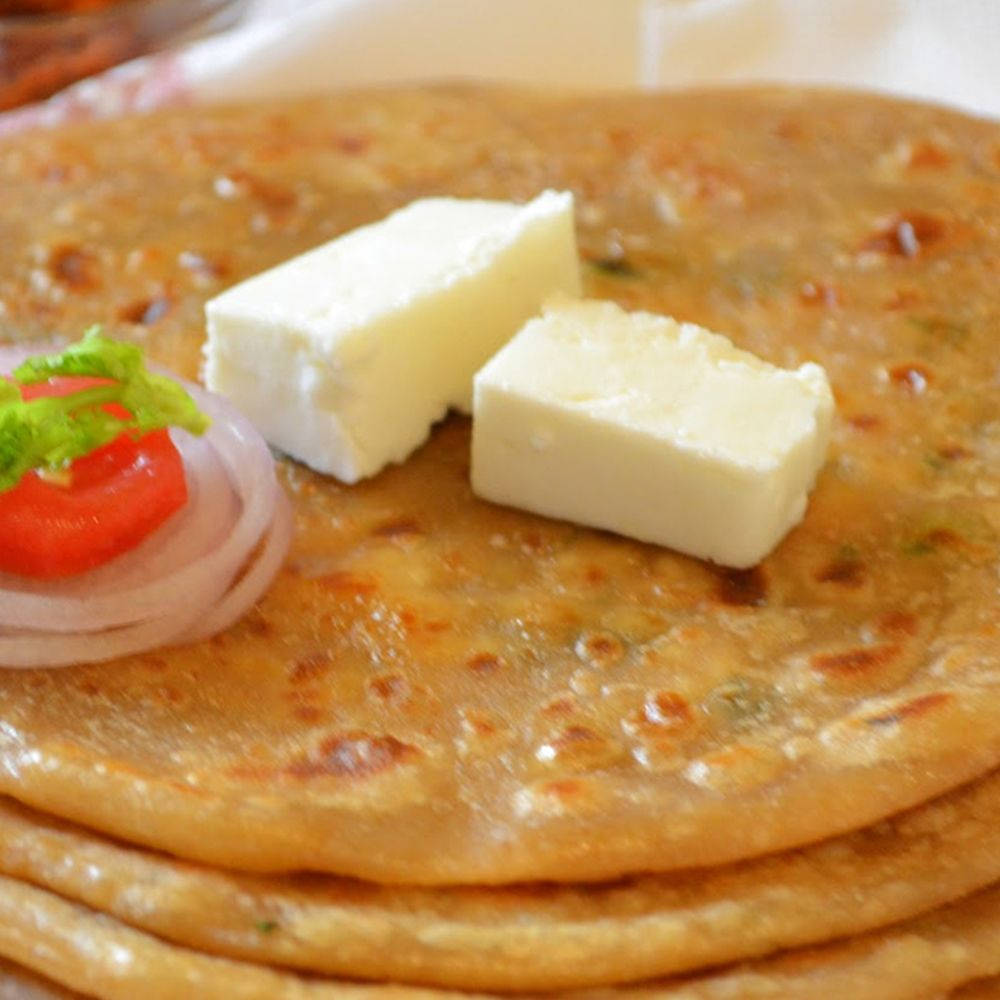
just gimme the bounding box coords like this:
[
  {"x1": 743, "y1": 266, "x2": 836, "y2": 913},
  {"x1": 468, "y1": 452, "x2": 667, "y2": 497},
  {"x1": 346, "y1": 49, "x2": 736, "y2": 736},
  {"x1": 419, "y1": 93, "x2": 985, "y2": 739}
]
[
  {"x1": 182, "y1": 489, "x2": 294, "y2": 644},
  {"x1": 0, "y1": 343, "x2": 292, "y2": 668}
]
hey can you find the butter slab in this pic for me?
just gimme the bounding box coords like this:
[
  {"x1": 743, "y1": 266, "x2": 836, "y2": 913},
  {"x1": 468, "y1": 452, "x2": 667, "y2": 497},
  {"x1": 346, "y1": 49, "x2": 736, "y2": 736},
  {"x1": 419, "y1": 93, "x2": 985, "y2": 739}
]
[
  {"x1": 204, "y1": 191, "x2": 580, "y2": 483},
  {"x1": 471, "y1": 299, "x2": 834, "y2": 568}
]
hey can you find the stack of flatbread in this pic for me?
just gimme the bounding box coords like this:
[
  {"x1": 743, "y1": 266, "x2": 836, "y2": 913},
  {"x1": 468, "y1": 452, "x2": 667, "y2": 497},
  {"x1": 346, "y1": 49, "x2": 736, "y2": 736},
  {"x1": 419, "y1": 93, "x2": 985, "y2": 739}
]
[{"x1": 1, "y1": 84, "x2": 999, "y2": 998}]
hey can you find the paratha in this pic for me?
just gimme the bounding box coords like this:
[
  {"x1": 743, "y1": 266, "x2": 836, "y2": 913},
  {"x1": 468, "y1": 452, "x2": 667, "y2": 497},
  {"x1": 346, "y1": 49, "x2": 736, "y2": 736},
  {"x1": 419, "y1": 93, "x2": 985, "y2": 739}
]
[
  {"x1": 0, "y1": 767, "x2": 998, "y2": 990},
  {"x1": 954, "y1": 978, "x2": 1000, "y2": 999},
  {"x1": 1, "y1": 86, "x2": 999, "y2": 886},
  {"x1": 2, "y1": 868, "x2": 1000, "y2": 999},
  {"x1": 0, "y1": 959, "x2": 83, "y2": 1000}
]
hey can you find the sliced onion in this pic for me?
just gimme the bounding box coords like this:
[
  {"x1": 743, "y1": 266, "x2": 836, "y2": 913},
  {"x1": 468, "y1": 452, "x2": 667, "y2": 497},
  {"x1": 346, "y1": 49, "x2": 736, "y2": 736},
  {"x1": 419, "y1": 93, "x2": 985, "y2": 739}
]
[
  {"x1": 182, "y1": 490, "x2": 294, "y2": 644},
  {"x1": 0, "y1": 344, "x2": 293, "y2": 668}
]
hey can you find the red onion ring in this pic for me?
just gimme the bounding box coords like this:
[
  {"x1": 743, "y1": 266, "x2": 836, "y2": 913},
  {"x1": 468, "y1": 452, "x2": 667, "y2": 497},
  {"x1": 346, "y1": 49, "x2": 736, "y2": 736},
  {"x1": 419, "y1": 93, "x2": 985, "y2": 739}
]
[
  {"x1": 182, "y1": 490, "x2": 294, "y2": 644},
  {"x1": 0, "y1": 344, "x2": 292, "y2": 668}
]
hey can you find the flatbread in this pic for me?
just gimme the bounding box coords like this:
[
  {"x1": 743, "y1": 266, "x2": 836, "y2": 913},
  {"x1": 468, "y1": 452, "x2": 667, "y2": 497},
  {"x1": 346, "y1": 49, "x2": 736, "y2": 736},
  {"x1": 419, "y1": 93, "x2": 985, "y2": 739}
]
[
  {"x1": 953, "y1": 979, "x2": 1000, "y2": 999},
  {"x1": 0, "y1": 765, "x2": 998, "y2": 991},
  {"x1": 0, "y1": 958, "x2": 84, "y2": 1000},
  {"x1": 2, "y1": 870, "x2": 1000, "y2": 999},
  {"x1": 1, "y1": 86, "x2": 999, "y2": 884}
]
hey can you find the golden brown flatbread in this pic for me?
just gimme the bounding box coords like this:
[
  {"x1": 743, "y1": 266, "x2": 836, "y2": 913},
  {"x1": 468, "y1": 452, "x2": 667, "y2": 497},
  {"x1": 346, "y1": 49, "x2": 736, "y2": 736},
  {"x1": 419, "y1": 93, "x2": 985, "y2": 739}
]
[
  {"x1": 0, "y1": 86, "x2": 999, "y2": 889},
  {"x1": 0, "y1": 767, "x2": 996, "y2": 991},
  {"x1": 0, "y1": 869, "x2": 1000, "y2": 999},
  {"x1": 953, "y1": 978, "x2": 1000, "y2": 999},
  {"x1": 0, "y1": 957, "x2": 84, "y2": 1000}
]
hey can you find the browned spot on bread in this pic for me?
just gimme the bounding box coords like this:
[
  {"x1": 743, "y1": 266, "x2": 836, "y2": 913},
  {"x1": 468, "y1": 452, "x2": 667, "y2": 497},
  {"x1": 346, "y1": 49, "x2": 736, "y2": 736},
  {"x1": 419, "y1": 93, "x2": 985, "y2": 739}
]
[
  {"x1": 118, "y1": 295, "x2": 171, "y2": 325},
  {"x1": 907, "y1": 141, "x2": 951, "y2": 169},
  {"x1": 938, "y1": 443, "x2": 973, "y2": 461},
  {"x1": 316, "y1": 572, "x2": 378, "y2": 597},
  {"x1": 286, "y1": 684, "x2": 320, "y2": 707},
  {"x1": 811, "y1": 644, "x2": 901, "y2": 676},
  {"x1": 460, "y1": 709, "x2": 501, "y2": 741},
  {"x1": 467, "y1": 652, "x2": 503, "y2": 675},
  {"x1": 520, "y1": 530, "x2": 544, "y2": 553},
  {"x1": 539, "y1": 695, "x2": 577, "y2": 717},
  {"x1": 48, "y1": 244, "x2": 98, "y2": 290},
  {"x1": 538, "y1": 725, "x2": 624, "y2": 771},
  {"x1": 890, "y1": 362, "x2": 933, "y2": 393},
  {"x1": 372, "y1": 517, "x2": 422, "y2": 539},
  {"x1": 368, "y1": 674, "x2": 408, "y2": 702},
  {"x1": 286, "y1": 732, "x2": 417, "y2": 779},
  {"x1": 606, "y1": 127, "x2": 638, "y2": 155},
  {"x1": 585, "y1": 565, "x2": 607, "y2": 585},
  {"x1": 848, "y1": 413, "x2": 882, "y2": 431},
  {"x1": 643, "y1": 691, "x2": 694, "y2": 729},
  {"x1": 574, "y1": 631, "x2": 625, "y2": 666},
  {"x1": 242, "y1": 613, "x2": 273, "y2": 638},
  {"x1": 397, "y1": 608, "x2": 451, "y2": 636},
  {"x1": 587, "y1": 251, "x2": 640, "y2": 278},
  {"x1": 926, "y1": 528, "x2": 961, "y2": 547},
  {"x1": 540, "y1": 778, "x2": 585, "y2": 801},
  {"x1": 293, "y1": 706, "x2": 325, "y2": 724},
  {"x1": 289, "y1": 652, "x2": 332, "y2": 684},
  {"x1": 867, "y1": 691, "x2": 953, "y2": 726},
  {"x1": 905, "y1": 525, "x2": 988, "y2": 560},
  {"x1": 157, "y1": 685, "x2": 185, "y2": 705},
  {"x1": 627, "y1": 691, "x2": 700, "y2": 765},
  {"x1": 691, "y1": 163, "x2": 745, "y2": 203},
  {"x1": 774, "y1": 118, "x2": 804, "y2": 141},
  {"x1": 716, "y1": 566, "x2": 768, "y2": 607},
  {"x1": 670, "y1": 624, "x2": 708, "y2": 645},
  {"x1": 336, "y1": 133, "x2": 370, "y2": 155},
  {"x1": 877, "y1": 610, "x2": 919, "y2": 636},
  {"x1": 816, "y1": 556, "x2": 865, "y2": 587},
  {"x1": 215, "y1": 169, "x2": 297, "y2": 215},
  {"x1": 553, "y1": 725, "x2": 599, "y2": 747},
  {"x1": 861, "y1": 212, "x2": 946, "y2": 257}
]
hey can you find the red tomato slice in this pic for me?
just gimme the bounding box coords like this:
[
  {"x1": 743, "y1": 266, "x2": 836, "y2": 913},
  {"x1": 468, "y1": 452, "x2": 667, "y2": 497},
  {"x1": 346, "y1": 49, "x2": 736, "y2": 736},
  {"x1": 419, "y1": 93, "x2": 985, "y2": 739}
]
[{"x1": 0, "y1": 375, "x2": 188, "y2": 579}]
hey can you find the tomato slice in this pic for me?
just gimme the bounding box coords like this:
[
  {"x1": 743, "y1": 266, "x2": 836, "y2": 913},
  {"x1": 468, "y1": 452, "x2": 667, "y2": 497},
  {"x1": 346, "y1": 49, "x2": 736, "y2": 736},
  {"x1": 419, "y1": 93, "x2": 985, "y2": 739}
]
[{"x1": 0, "y1": 376, "x2": 188, "y2": 579}]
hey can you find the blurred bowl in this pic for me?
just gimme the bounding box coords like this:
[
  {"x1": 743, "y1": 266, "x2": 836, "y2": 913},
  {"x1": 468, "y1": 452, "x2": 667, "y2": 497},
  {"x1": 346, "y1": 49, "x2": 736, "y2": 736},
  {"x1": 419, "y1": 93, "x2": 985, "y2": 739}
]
[{"x1": 0, "y1": 0, "x2": 249, "y2": 110}]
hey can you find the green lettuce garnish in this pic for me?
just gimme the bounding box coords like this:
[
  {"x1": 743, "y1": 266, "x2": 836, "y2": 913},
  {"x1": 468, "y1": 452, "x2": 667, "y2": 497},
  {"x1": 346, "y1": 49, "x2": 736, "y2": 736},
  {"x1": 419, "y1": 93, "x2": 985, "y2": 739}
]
[{"x1": 0, "y1": 327, "x2": 209, "y2": 493}]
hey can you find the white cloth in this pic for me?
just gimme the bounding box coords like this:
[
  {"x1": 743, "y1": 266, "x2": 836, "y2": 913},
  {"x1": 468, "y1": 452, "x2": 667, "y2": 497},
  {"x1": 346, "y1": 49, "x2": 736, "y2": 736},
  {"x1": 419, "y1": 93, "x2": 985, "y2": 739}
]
[
  {"x1": 186, "y1": 0, "x2": 1000, "y2": 119},
  {"x1": 3, "y1": 0, "x2": 999, "y2": 134},
  {"x1": 640, "y1": 0, "x2": 1000, "y2": 119}
]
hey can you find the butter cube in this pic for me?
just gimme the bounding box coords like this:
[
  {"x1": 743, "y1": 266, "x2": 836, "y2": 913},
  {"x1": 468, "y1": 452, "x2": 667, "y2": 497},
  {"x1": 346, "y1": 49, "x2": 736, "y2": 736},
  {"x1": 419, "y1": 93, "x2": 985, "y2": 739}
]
[
  {"x1": 204, "y1": 191, "x2": 580, "y2": 483},
  {"x1": 471, "y1": 300, "x2": 834, "y2": 568}
]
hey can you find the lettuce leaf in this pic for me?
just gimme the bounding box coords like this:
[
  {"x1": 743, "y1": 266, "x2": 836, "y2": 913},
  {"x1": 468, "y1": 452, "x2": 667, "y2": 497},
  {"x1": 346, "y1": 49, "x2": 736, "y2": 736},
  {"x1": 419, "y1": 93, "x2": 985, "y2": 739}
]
[{"x1": 0, "y1": 328, "x2": 209, "y2": 493}]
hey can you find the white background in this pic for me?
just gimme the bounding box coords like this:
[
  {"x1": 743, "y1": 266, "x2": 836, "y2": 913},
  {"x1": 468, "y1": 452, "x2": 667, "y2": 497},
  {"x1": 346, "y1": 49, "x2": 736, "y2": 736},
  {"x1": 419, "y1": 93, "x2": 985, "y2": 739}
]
[{"x1": 187, "y1": 0, "x2": 1000, "y2": 119}]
